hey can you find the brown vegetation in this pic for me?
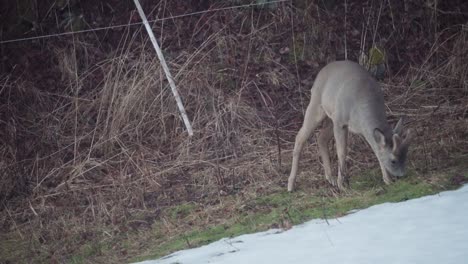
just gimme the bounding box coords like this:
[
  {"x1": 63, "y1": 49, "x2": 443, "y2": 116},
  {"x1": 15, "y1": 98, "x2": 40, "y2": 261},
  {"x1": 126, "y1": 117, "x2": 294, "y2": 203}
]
[{"x1": 1, "y1": 0, "x2": 467, "y2": 262}]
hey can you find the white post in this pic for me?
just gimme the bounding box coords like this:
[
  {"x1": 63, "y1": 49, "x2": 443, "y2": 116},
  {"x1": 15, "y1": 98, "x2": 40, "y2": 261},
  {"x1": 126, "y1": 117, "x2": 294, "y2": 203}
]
[{"x1": 133, "y1": 0, "x2": 194, "y2": 136}]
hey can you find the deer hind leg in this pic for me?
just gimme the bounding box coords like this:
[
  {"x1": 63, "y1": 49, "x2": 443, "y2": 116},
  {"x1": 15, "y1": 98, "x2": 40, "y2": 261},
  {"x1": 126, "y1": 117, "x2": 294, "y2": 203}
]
[
  {"x1": 317, "y1": 119, "x2": 336, "y2": 186},
  {"x1": 288, "y1": 102, "x2": 325, "y2": 192},
  {"x1": 334, "y1": 123, "x2": 349, "y2": 191}
]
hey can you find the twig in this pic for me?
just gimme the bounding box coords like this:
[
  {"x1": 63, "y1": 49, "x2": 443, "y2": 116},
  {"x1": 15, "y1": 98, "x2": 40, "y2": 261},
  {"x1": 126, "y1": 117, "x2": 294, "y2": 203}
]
[{"x1": 133, "y1": 0, "x2": 193, "y2": 136}]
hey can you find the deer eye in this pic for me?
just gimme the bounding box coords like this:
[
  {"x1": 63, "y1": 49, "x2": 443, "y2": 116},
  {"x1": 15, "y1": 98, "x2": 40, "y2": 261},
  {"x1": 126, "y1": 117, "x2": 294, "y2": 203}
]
[{"x1": 391, "y1": 159, "x2": 396, "y2": 164}]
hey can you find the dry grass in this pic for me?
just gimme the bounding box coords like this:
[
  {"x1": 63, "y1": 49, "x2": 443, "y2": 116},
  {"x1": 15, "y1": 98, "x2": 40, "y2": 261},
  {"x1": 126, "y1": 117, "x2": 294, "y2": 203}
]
[{"x1": 0, "y1": 1, "x2": 467, "y2": 262}]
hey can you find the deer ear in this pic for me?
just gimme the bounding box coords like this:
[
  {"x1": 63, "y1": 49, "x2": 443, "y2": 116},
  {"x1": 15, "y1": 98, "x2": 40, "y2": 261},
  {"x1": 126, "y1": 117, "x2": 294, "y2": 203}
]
[
  {"x1": 374, "y1": 128, "x2": 386, "y2": 147},
  {"x1": 392, "y1": 134, "x2": 402, "y2": 152},
  {"x1": 393, "y1": 118, "x2": 403, "y2": 135}
]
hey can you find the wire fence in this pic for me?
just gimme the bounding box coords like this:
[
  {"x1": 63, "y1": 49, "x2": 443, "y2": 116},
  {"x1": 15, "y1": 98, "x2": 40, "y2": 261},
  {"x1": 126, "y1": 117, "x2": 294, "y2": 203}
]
[{"x1": 0, "y1": 0, "x2": 290, "y2": 45}]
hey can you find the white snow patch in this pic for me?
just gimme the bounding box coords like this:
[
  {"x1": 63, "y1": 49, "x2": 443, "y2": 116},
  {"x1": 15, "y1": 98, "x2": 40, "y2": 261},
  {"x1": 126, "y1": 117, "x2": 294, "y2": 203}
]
[{"x1": 135, "y1": 185, "x2": 468, "y2": 264}]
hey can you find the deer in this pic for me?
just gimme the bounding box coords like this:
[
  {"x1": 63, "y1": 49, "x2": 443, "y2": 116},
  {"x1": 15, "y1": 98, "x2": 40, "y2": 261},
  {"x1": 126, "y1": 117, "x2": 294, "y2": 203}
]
[{"x1": 288, "y1": 60, "x2": 412, "y2": 192}]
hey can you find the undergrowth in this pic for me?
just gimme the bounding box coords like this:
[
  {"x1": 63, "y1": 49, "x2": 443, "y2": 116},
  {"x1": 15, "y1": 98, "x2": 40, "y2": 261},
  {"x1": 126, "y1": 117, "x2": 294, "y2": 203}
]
[{"x1": 0, "y1": 0, "x2": 467, "y2": 263}]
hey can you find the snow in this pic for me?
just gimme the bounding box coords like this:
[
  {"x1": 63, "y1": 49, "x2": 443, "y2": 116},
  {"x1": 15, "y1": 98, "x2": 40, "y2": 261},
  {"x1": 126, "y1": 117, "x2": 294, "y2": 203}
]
[{"x1": 135, "y1": 185, "x2": 468, "y2": 264}]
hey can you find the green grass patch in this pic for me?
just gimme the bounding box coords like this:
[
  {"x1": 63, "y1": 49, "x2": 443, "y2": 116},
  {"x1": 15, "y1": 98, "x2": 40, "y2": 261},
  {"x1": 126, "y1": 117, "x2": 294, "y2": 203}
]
[
  {"x1": 167, "y1": 202, "x2": 198, "y2": 220},
  {"x1": 68, "y1": 242, "x2": 106, "y2": 264},
  {"x1": 2, "y1": 158, "x2": 466, "y2": 263},
  {"x1": 132, "y1": 160, "x2": 467, "y2": 262}
]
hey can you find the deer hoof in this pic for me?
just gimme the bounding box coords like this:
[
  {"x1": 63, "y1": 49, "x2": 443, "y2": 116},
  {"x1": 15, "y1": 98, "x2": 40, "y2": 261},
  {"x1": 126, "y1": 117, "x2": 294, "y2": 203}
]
[
  {"x1": 327, "y1": 177, "x2": 337, "y2": 187},
  {"x1": 338, "y1": 177, "x2": 349, "y2": 191},
  {"x1": 383, "y1": 177, "x2": 394, "y2": 185}
]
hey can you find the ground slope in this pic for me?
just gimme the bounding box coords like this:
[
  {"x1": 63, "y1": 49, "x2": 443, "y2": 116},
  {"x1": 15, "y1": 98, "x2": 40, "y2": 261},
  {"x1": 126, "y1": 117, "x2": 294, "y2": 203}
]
[{"x1": 136, "y1": 185, "x2": 468, "y2": 264}]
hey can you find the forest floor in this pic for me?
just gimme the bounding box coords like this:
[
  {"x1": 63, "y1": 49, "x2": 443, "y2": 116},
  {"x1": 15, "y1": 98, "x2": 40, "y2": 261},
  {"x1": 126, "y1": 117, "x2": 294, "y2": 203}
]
[{"x1": 1, "y1": 0, "x2": 467, "y2": 263}]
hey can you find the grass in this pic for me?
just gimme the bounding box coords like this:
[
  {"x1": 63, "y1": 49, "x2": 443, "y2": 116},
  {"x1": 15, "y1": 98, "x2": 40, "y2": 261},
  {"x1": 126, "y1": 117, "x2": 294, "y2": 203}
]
[
  {"x1": 129, "y1": 158, "x2": 467, "y2": 262},
  {"x1": 68, "y1": 242, "x2": 107, "y2": 264},
  {"x1": 1, "y1": 2, "x2": 467, "y2": 263},
  {"x1": 2, "y1": 159, "x2": 465, "y2": 263},
  {"x1": 168, "y1": 203, "x2": 198, "y2": 220},
  {"x1": 3, "y1": 164, "x2": 464, "y2": 264}
]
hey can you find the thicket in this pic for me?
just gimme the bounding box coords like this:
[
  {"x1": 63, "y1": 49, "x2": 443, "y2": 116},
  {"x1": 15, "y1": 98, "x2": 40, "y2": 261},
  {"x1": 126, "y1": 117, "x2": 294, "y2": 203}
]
[{"x1": 1, "y1": 0, "x2": 467, "y2": 261}]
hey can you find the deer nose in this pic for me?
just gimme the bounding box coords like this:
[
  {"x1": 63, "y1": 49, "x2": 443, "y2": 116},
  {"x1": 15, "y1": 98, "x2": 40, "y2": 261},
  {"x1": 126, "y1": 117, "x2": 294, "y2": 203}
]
[{"x1": 394, "y1": 168, "x2": 405, "y2": 177}]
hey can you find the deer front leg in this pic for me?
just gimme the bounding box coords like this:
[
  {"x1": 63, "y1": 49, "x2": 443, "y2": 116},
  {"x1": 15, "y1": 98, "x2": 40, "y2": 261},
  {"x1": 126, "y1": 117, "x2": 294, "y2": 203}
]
[
  {"x1": 334, "y1": 123, "x2": 349, "y2": 191},
  {"x1": 379, "y1": 160, "x2": 394, "y2": 185},
  {"x1": 318, "y1": 119, "x2": 336, "y2": 186}
]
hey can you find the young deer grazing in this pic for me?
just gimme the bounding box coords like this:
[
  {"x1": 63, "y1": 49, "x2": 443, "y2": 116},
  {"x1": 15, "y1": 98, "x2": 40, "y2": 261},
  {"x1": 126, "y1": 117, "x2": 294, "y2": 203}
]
[{"x1": 288, "y1": 60, "x2": 412, "y2": 191}]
